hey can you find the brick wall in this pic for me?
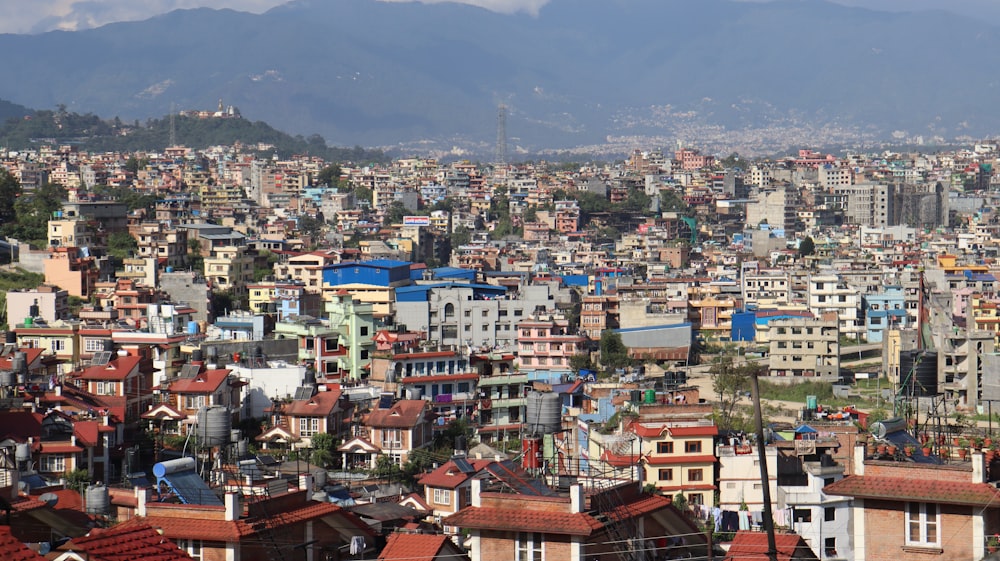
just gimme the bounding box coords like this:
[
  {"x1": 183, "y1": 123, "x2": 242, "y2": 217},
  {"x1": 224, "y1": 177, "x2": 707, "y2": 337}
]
[{"x1": 862, "y1": 499, "x2": 973, "y2": 561}]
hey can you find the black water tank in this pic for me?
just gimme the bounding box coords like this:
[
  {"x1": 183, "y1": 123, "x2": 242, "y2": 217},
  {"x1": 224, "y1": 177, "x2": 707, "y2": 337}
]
[
  {"x1": 900, "y1": 350, "x2": 938, "y2": 397},
  {"x1": 5, "y1": 331, "x2": 15, "y2": 344}
]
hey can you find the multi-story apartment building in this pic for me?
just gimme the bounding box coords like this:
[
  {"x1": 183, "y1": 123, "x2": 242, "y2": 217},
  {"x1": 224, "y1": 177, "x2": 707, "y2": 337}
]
[
  {"x1": 515, "y1": 312, "x2": 587, "y2": 379},
  {"x1": 395, "y1": 283, "x2": 552, "y2": 349},
  {"x1": 768, "y1": 317, "x2": 840, "y2": 379},
  {"x1": 808, "y1": 274, "x2": 863, "y2": 341},
  {"x1": 203, "y1": 245, "x2": 255, "y2": 294}
]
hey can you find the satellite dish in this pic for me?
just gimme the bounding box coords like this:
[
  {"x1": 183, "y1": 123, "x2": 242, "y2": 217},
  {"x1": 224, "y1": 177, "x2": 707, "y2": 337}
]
[{"x1": 38, "y1": 492, "x2": 59, "y2": 507}]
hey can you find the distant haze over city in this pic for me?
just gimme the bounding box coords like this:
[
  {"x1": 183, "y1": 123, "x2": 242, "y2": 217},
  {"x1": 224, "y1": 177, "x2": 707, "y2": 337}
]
[{"x1": 3, "y1": 0, "x2": 1000, "y2": 157}]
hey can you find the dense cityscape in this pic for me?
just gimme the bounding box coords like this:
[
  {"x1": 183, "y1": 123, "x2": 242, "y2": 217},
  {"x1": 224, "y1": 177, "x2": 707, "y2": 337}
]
[{"x1": 4, "y1": 104, "x2": 1000, "y2": 561}]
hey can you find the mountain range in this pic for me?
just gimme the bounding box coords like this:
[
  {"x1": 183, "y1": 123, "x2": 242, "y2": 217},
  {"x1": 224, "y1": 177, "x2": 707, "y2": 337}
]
[{"x1": 1, "y1": 0, "x2": 999, "y2": 157}]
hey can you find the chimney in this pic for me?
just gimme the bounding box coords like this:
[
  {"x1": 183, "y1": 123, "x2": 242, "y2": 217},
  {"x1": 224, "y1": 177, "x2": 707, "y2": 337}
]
[
  {"x1": 471, "y1": 477, "x2": 482, "y2": 507},
  {"x1": 299, "y1": 473, "x2": 313, "y2": 496},
  {"x1": 972, "y1": 451, "x2": 986, "y2": 484},
  {"x1": 224, "y1": 492, "x2": 241, "y2": 521},
  {"x1": 570, "y1": 484, "x2": 584, "y2": 514},
  {"x1": 854, "y1": 440, "x2": 866, "y2": 476},
  {"x1": 54, "y1": 384, "x2": 62, "y2": 397},
  {"x1": 136, "y1": 486, "x2": 151, "y2": 516}
]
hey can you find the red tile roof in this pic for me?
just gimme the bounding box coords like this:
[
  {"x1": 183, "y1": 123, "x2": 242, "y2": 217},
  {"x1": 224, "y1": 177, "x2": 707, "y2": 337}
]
[
  {"x1": 418, "y1": 459, "x2": 495, "y2": 489},
  {"x1": 377, "y1": 533, "x2": 462, "y2": 561},
  {"x1": 142, "y1": 501, "x2": 372, "y2": 542},
  {"x1": 64, "y1": 521, "x2": 193, "y2": 561},
  {"x1": 73, "y1": 356, "x2": 142, "y2": 381},
  {"x1": 365, "y1": 400, "x2": 430, "y2": 429},
  {"x1": 645, "y1": 454, "x2": 717, "y2": 466},
  {"x1": 824, "y1": 474, "x2": 1000, "y2": 506},
  {"x1": 443, "y1": 507, "x2": 603, "y2": 536},
  {"x1": 0, "y1": 526, "x2": 46, "y2": 561},
  {"x1": 0, "y1": 411, "x2": 42, "y2": 441},
  {"x1": 600, "y1": 450, "x2": 641, "y2": 468},
  {"x1": 0, "y1": 348, "x2": 43, "y2": 371},
  {"x1": 282, "y1": 388, "x2": 343, "y2": 417},
  {"x1": 163, "y1": 369, "x2": 232, "y2": 394},
  {"x1": 723, "y1": 530, "x2": 816, "y2": 561},
  {"x1": 605, "y1": 494, "x2": 673, "y2": 520}
]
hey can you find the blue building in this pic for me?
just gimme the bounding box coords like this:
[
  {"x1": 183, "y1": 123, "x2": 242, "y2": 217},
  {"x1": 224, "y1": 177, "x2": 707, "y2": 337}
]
[
  {"x1": 322, "y1": 259, "x2": 412, "y2": 287},
  {"x1": 730, "y1": 311, "x2": 756, "y2": 342},
  {"x1": 863, "y1": 286, "x2": 908, "y2": 343}
]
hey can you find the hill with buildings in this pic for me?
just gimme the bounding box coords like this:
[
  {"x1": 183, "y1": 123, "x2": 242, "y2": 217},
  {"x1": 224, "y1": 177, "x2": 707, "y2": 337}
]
[
  {"x1": 0, "y1": 0, "x2": 998, "y2": 154},
  {"x1": 0, "y1": 105, "x2": 387, "y2": 162}
]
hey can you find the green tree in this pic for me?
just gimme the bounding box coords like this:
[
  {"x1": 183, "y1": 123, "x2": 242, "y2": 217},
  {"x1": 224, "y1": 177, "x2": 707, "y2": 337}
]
[
  {"x1": 8, "y1": 182, "x2": 66, "y2": 246},
  {"x1": 107, "y1": 231, "x2": 138, "y2": 260},
  {"x1": 599, "y1": 330, "x2": 632, "y2": 373},
  {"x1": 622, "y1": 188, "x2": 652, "y2": 214},
  {"x1": 570, "y1": 353, "x2": 594, "y2": 373},
  {"x1": 309, "y1": 432, "x2": 336, "y2": 467},
  {"x1": 798, "y1": 236, "x2": 816, "y2": 258},
  {"x1": 66, "y1": 468, "x2": 90, "y2": 492},
  {"x1": 316, "y1": 164, "x2": 341, "y2": 188},
  {"x1": 384, "y1": 201, "x2": 408, "y2": 226},
  {"x1": 373, "y1": 454, "x2": 402, "y2": 480},
  {"x1": 354, "y1": 186, "x2": 373, "y2": 207},
  {"x1": 711, "y1": 356, "x2": 763, "y2": 432},
  {"x1": 451, "y1": 225, "x2": 472, "y2": 247},
  {"x1": 298, "y1": 215, "x2": 324, "y2": 238},
  {"x1": 0, "y1": 168, "x2": 21, "y2": 228}
]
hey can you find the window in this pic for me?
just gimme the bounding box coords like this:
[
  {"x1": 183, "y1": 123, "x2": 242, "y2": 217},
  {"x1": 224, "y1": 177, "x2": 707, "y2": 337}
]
[
  {"x1": 299, "y1": 417, "x2": 319, "y2": 437},
  {"x1": 658, "y1": 468, "x2": 673, "y2": 481},
  {"x1": 688, "y1": 469, "x2": 703, "y2": 482},
  {"x1": 516, "y1": 532, "x2": 543, "y2": 561},
  {"x1": 824, "y1": 537, "x2": 836, "y2": 558},
  {"x1": 40, "y1": 455, "x2": 65, "y2": 472},
  {"x1": 824, "y1": 507, "x2": 836, "y2": 522},
  {"x1": 685, "y1": 441, "x2": 702, "y2": 453},
  {"x1": 792, "y1": 508, "x2": 812, "y2": 523},
  {"x1": 657, "y1": 442, "x2": 674, "y2": 454},
  {"x1": 688, "y1": 493, "x2": 704, "y2": 505},
  {"x1": 176, "y1": 540, "x2": 203, "y2": 561},
  {"x1": 906, "y1": 502, "x2": 939, "y2": 547},
  {"x1": 51, "y1": 339, "x2": 66, "y2": 352},
  {"x1": 382, "y1": 428, "x2": 402, "y2": 448},
  {"x1": 85, "y1": 338, "x2": 105, "y2": 352},
  {"x1": 184, "y1": 395, "x2": 206, "y2": 409},
  {"x1": 96, "y1": 381, "x2": 117, "y2": 396},
  {"x1": 433, "y1": 488, "x2": 451, "y2": 505}
]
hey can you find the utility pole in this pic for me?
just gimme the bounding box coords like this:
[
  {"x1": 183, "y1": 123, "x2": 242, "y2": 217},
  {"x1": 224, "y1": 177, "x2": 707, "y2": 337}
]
[{"x1": 751, "y1": 371, "x2": 779, "y2": 561}]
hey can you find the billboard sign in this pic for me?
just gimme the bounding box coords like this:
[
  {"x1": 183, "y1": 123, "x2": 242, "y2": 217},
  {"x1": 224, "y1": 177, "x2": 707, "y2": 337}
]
[{"x1": 403, "y1": 216, "x2": 430, "y2": 227}]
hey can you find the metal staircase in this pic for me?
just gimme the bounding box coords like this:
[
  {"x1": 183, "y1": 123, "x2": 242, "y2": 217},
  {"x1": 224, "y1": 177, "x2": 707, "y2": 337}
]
[
  {"x1": 587, "y1": 480, "x2": 643, "y2": 561},
  {"x1": 217, "y1": 461, "x2": 287, "y2": 561}
]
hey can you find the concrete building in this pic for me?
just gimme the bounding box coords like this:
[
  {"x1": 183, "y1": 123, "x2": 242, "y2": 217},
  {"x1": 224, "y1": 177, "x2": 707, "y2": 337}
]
[
  {"x1": 808, "y1": 274, "x2": 863, "y2": 341},
  {"x1": 768, "y1": 317, "x2": 840, "y2": 379},
  {"x1": 5, "y1": 285, "x2": 69, "y2": 325},
  {"x1": 395, "y1": 283, "x2": 552, "y2": 349}
]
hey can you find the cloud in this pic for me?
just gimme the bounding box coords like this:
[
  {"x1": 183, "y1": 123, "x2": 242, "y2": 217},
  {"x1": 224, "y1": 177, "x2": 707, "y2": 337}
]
[
  {"x1": 379, "y1": 0, "x2": 549, "y2": 16},
  {"x1": 0, "y1": 0, "x2": 290, "y2": 34}
]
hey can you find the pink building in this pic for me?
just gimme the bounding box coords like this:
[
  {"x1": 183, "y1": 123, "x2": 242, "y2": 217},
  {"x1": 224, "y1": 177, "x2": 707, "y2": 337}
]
[{"x1": 516, "y1": 312, "x2": 587, "y2": 373}]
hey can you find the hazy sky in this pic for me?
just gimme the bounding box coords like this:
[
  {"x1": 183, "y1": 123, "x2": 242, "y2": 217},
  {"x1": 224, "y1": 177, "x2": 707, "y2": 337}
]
[{"x1": 0, "y1": 0, "x2": 982, "y2": 35}]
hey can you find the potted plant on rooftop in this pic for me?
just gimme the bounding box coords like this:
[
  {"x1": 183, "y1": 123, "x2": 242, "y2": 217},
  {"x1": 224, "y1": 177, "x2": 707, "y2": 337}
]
[{"x1": 904, "y1": 445, "x2": 915, "y2": 457}]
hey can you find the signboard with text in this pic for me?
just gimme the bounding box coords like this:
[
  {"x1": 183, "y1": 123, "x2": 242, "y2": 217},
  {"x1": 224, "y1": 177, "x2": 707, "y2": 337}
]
[{"x1": 403, "y1": 216, "x2": 430, "y2": 227}]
